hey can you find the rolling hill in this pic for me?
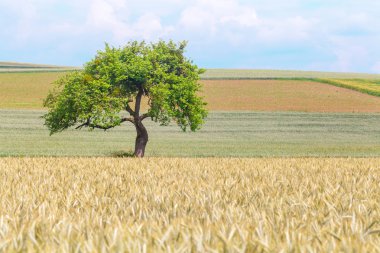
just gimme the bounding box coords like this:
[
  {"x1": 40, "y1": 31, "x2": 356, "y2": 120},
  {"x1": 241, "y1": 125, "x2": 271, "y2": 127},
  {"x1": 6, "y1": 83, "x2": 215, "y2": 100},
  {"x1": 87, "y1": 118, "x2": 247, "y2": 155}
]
[
  {"x1": 201, "y1": 68, "x2": 380, "y2": 79},
  {"x1": 2, "y1": 61, "x2": 380, "y2": 79},
  {"x1": 1, "y1": 62, "x2": 380, "y2": 112},
  {"x1": 0, "y1": 61, "x2": 79, "y2": 72},
  {"x1": 1, "y1": 62, "x2": 380, "y2": 157}
]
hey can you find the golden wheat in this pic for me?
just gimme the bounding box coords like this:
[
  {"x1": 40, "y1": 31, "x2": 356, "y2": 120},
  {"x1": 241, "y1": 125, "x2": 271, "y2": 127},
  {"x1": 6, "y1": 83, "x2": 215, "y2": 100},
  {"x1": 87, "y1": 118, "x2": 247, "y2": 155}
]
[{"x1": 0, "y1": 158, "x2": 380, "y2": 252}]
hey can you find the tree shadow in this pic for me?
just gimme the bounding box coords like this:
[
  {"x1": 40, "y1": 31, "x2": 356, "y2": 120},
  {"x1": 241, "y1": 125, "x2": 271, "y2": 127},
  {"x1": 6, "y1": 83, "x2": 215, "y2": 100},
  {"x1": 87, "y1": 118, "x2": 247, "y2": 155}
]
[{"x1": 111, "y1": 150, "x2": 135, "y2": 158}]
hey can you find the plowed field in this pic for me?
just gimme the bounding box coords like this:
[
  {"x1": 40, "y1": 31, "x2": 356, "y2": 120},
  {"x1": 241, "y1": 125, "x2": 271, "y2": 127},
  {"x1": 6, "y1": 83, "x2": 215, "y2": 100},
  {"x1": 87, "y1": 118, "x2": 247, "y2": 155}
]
[{"x1": 202, "y1": 80, "x2": 380, "y2": 112}]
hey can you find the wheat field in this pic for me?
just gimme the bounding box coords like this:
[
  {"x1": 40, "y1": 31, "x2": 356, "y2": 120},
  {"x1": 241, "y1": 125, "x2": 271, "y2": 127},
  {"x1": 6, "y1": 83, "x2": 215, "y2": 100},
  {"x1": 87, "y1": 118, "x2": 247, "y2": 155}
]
[{"x1": 0, "y1": 157, "x2": 379, "y2": 252}]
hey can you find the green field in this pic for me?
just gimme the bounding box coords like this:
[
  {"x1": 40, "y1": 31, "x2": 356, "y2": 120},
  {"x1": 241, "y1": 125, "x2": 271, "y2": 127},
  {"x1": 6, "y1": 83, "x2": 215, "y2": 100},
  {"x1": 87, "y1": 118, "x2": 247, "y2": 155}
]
[
  {"x1": 1, "y1": 65, "x2": 380, "y2": 157},
  {"x1": 1, "y1": 110, "x2": 380, "y2": 157},
  {"x1": 2, "y1": 62, "x2": 380, "y2": 79},
  {"x1": 201, "y1": 68, "x2": 380, "y2": 79},
  {"x1": 0, "y1": 61, "x2": 79, "y2": 72}
]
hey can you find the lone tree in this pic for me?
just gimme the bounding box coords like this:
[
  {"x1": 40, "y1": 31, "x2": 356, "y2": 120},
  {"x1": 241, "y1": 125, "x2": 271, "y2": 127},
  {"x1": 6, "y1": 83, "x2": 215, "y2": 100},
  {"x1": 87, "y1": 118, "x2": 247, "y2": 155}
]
[{"x1": 43, "y1": 41, "x2": 207, "y2": 157}]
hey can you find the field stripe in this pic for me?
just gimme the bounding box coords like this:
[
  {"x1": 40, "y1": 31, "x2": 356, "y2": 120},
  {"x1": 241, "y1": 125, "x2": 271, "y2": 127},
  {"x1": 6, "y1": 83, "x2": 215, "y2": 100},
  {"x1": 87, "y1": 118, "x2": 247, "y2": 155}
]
[
  {"x1": 1, "y1": 110, "x2": 380, "y2": 157},
  {"x1": 201, "y1": 69, "x2": 380, "y2": 79}
]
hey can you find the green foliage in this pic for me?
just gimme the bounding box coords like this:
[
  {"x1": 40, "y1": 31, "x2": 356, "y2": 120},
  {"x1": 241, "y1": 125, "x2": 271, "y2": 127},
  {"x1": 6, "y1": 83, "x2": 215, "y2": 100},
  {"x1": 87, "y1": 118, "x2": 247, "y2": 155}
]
[
  {"x1": 43, "y1": 40, "x2": 207, "y2": 134},
  {"x1": 43, "y1": 71, "x2": 128, "y2": 134}
]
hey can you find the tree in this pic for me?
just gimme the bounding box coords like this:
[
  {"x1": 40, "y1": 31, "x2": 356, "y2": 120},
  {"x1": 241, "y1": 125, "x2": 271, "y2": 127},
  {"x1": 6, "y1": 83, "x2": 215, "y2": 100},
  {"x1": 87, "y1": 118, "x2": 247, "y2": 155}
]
[{"x1": 43, "y1": 41, "x2": 207, "y2": 157}]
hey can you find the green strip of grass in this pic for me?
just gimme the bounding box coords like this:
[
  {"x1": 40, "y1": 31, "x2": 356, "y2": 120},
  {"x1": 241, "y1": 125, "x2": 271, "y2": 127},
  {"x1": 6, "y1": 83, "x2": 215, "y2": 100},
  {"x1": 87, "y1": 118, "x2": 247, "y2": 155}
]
[
  {"x1": 201, "y1": 69, "x2": 380, "y2": 79},
  {"x1": 0, "y1": 69, "x2": 79, "y2": 73},
  {"x1": 1, "y1": 110, "x2": 380, "y2": 157}
]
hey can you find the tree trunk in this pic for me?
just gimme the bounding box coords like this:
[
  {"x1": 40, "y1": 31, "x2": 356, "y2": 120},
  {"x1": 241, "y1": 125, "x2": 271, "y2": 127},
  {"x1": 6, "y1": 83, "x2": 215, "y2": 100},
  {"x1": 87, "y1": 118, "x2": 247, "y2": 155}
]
[{"x1": 134, "y1": 120, "x2": 148, "y2": 158}]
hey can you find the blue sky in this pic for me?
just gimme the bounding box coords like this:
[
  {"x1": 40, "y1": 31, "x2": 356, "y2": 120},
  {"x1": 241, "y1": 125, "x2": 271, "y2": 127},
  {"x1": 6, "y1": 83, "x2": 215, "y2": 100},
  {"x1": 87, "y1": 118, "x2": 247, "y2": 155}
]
[{"x1": 1, "y1": 0, "x2": 380, "y2": 73}]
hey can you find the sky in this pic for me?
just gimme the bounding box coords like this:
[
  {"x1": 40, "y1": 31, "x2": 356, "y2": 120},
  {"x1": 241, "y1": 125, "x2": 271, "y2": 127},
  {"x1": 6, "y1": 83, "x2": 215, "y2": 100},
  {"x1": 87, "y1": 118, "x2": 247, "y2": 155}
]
[{"x1": 1, "y1": 0, "x2": 380, "y2": 73}]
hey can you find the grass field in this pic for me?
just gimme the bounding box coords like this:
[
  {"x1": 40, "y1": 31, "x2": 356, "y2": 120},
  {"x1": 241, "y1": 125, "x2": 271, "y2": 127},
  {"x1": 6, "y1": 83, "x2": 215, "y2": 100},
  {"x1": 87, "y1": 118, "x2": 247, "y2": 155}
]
[
  {"x1": 2, "y1": 62, "x2": 380, "y2": 78},
  {"x1": 0, "y1": 61, "x2": 78, "y2": 72},
  {"x1": 2, "y1": 72, "x2": 380, "y2": 112},
  {"x1": 1, "y1": 157, "x2": 379, "y2": 252},
  {"x1": 0, "y1": 61, "x2": 66, "y2": 67},
  {"x1": 1, "y1": 110, "x2": 380, "y2": 157},
  {"x1": 201, "y1": 69, "x2": 380, "y2": 79}
]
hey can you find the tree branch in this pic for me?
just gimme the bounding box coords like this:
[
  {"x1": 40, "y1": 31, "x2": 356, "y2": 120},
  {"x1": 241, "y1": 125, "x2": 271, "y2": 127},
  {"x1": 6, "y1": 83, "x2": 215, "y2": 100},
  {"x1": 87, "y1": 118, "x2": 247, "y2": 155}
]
[
  {"x1": 75, "y1": 117, "x2": 134, "y2": 130},
  {"x1": 140, "y1": 113, "x2": 150, "y2": 121},
  {"x1": 87, "y1": 124, "x2": 117, "y2": 131},
  {"x1": 135, "y1": 86, "x2": 144, "y2": 118},
  {"x1": 121, "y1": 117, "x2": 135, "y2": 124},
  {"x1": 126, "y1": 103, "x2": 135, "y2": 116},
  {"x1": 75, "y1": 123, "x2": 87, "y2": 129},
  {"x1": 75, "y1": 118, "x2": 90, "y2": 129}
]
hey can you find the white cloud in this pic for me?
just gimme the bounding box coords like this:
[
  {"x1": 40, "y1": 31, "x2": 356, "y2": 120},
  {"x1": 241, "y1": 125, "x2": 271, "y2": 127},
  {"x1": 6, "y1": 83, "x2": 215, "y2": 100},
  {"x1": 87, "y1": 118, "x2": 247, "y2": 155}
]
[
  {"x1": 256, "y1": 16, "x2": 316, "y2": 43},
  {"x1": 86, "y1": 0, "x2": 173, "y2": 42},
  {"x1": 329, "y1": 37, "x2": 370, "y2": 72},
  {"x1": 133, "y1": 13, "x2": 174, "y2": 40},
  {"x1": 87, "y1": 0, "x2": 122, "y2": 28},
  {"x1": 220, "y1": 8, "x2": 258, "y2": 27},
  {"x1": 0, "y1": 0, "x2": 38, "y2": 42},
  {"x1": 179, "y1": 0, "x2": 258, "y2": 34},
  {"x1": 1, "y1": 0, "x2": 380, "y2": 71}
]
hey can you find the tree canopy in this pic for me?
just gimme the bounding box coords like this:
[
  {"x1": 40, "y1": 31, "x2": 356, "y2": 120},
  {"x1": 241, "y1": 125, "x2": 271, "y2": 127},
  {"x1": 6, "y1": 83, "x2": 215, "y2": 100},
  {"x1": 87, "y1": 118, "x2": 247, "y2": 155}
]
[{"x1": 43, "y1": 40, "x2": 208, "y2": 157}]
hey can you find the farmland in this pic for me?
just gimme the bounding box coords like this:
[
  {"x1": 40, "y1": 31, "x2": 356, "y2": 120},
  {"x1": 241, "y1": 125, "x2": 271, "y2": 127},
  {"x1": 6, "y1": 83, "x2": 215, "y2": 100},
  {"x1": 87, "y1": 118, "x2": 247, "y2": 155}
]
[
  {"x1": 202, "y1": 80, "x2": 380, "y2": 112},
  {"x1": 1, "y1": 65, "x2": 380, "y2": 252},
  {"x1": 0, "y1": 61, "x2": 79, "y2": 72},
  {"x1": 2, "y1": 68, "x2": 380, "y2": 157},
  {"x1": 201, "y1": 68, "x2": 380, "y2": 79},
  {"x1": 1, "y1": 157, "x2": 380, "y2": 252},
  {"x1": 2, "y1": 110, "x2": 380, "y2": 157},
  {"x1": 2, "y1": 72, "x2": 380, "y2": 112},
  {"x1": 0, "y1": 72, "x2": 65, "y2": 108},
  {"x1": 314, "y1": 78, "x2": 380, "y2": 97}
]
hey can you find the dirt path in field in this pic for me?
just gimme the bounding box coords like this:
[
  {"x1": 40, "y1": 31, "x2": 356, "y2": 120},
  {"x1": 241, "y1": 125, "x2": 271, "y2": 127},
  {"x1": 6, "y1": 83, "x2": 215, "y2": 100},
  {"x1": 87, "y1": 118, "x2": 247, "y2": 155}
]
[{"x1": 201, "y1": 80, "x2": 380, "y2": 112}]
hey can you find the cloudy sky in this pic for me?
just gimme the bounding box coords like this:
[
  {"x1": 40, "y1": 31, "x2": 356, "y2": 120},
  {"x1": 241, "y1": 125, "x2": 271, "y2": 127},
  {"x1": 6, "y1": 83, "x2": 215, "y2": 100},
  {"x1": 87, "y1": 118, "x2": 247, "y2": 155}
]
[{"x1": 1, "y1": 0, "x2": 380, "y2": 73}]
